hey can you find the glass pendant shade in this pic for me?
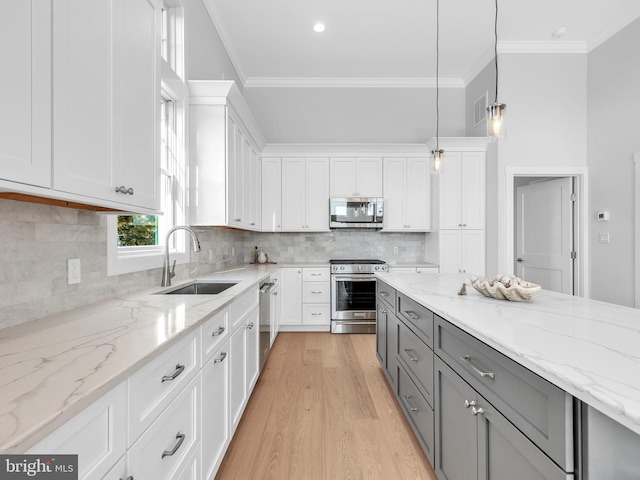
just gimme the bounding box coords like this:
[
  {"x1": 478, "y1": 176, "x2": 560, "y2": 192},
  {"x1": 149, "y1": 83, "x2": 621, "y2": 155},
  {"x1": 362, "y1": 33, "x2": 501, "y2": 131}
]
[
  {"x1": 431, "y1": 149, "x2": 443, "y2": 175},
  {"x1": 487, "y1": 102, "x2": 506, "y2": 139}
]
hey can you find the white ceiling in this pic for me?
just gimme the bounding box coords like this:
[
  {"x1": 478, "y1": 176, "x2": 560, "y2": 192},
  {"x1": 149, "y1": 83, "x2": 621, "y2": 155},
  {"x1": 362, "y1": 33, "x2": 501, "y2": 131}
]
[{"x1": 202, "y1": 0, "x2": 640, "y2": 144}]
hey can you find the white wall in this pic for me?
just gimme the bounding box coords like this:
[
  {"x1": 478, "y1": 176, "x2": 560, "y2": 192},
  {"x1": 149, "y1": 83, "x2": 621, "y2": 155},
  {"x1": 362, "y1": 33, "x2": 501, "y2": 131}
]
[
  {"x1": 494, "y1": 53, "x2": 588, "y2": 274},
  {"x1": 184, "y1": 0, "x2": 243, "y2": 88},
  {"x1": 588, "y1": 18, "x2": 640, "y2": 307}
]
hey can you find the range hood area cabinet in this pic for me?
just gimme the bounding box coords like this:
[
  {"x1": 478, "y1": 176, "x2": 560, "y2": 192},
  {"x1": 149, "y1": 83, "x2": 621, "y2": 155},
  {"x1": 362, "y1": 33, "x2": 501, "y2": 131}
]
[
  {"x1": 1, "y1": 0, "x2": 161, "y2": 214},
  {"x1": 425, "y1": 138, "x2": 489, "y2": 275},
  {"x1": 189, "y1": 81, "x2": 265, "y2": 231}
]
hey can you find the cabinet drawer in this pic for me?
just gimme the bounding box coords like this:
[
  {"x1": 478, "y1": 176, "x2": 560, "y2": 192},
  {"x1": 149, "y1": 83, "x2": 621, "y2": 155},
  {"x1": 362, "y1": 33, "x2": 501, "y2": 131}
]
[
  {"x1": 201, "y1": 308, "x2": 229, "y2": 365},
  {"x1": 302, "y1": 282, "x2": 330, "y2": 303},
  {"x1": 376, "y1": 281, "x2": 396, "y2": 311},
  {"x1": 230, "y1": 288, "x2": 259, "y2": 328},
  {"x1": 435, "y1": 317, "x2": 573, "y2": 470},
  {"x1": 128, "y1": 329, "x2": 200, "y2": 442},
  {"x1": 397, "y1": 363, "x2": 435, "y2": 466},
  {"x1": 397, "y1": 292, "x2": 433, "y2": 347},
  {"x1": 398, "y1": 320, "x2": 434, "y2": 408},
  {"x1": 302, "y1": 267, "x2": 330, "y2": 282},
  {"x1": 128, "y1": 375, "x2": 200, "y2": 480},
  {"x1": 27, "y1": 382, "x2": 127, "y2": 480},
  {"x1": 302, "y1": 304, "x2": 331, "y2": 325}
]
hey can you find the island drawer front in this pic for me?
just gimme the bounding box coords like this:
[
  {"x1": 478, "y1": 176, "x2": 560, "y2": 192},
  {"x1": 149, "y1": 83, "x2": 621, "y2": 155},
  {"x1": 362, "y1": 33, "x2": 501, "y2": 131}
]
[
  {"x1": 376, "y1": 281, "x2": 396, "y2": 311},
  {"x1": 128, "y1": 328, "x2": 200, "y2": 443},
  {"x1": 303, "y1": 267, "x2": 330, "y2": 282},
  {"x1": 128, "y1": 375, "x2": 200, "y2": 480},
  {"x1": 397, "y1": 362, "x2": 435, "y2": 466},
  {"x1": 397, "y1": 292, "x2": 434, "y2": 348},
  {"x1": 435, "y1": 317, "x2": 574, "y2": 470},
  {"x1": 397, "y1": 319, "x2": 434, "y2": 408},
  {"x1": 201, "y1": 307, "x2": 229, "y2": 365}
]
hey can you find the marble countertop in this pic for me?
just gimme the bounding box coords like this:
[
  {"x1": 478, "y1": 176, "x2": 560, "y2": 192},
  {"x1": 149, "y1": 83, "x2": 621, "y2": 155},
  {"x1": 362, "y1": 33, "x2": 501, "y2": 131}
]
[
  {"x1": 377, "y1": 272, "x2": 640, "y2": 436},
  {"x1": 387, "y1": 262, "x2": 439, "y2": 268},
  {"x1": 0, "y1": 264, "x2": 279, "y2": 454}
]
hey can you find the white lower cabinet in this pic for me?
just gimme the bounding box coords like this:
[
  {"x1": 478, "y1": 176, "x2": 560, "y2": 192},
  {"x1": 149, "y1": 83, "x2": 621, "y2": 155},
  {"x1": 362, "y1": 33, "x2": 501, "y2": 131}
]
[
  {"x1": 27, "y1": 382, "x2": 127, "y2": 480},
  {"x1": 201, "y1": 342, "x2": 230, "y2": 480},
  {"x1": 279, "y1": 267, "x2": 330, "y2": 330},
  {"x1": 128, "y1": 375, "x2": 200, "y2": 480},
  {"x1": 25, "y1": 286, "x2": 263, "y2": 480}
]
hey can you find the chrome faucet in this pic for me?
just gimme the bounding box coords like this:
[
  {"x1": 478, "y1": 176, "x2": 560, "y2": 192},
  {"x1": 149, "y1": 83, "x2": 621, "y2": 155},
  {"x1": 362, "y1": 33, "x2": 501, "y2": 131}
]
[{"x1": 161, "y1": 226, "x2": 201, "y2": 287}]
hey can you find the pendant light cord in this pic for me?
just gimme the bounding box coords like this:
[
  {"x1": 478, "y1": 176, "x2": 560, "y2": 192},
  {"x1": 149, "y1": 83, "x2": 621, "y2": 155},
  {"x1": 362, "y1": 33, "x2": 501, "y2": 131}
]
[
  {"x1": 493, "y1": 0, "x2": 499, "y2": 103},
  {"x1": 436, "y1": 0, "x2": 440, "y2": 152}
]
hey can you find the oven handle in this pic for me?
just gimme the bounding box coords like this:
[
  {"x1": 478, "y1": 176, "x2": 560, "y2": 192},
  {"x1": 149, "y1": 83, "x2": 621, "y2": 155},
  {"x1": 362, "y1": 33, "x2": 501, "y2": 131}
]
[{"x1": 332, "y1": 274, "x2": 377, "y2": 281}]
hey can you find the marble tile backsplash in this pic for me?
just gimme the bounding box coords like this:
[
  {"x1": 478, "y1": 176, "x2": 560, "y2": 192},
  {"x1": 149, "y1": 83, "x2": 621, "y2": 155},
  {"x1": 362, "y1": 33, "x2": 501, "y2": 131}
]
[{"x1": 0, "y1": 199, "x2": 426, "y2": 330}]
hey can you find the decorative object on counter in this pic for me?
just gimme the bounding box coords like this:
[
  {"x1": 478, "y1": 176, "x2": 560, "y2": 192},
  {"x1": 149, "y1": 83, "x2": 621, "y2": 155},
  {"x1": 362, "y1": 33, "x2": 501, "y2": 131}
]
[
  {"x1": 257, "y1": 250, "x2": 267, "y2": 264},
  {"x1": 458, "y1": 274, "x2": 540, "y2": 301},
  {"x1": 253, "y1": 246, "x2": 258, "y2": 263}
]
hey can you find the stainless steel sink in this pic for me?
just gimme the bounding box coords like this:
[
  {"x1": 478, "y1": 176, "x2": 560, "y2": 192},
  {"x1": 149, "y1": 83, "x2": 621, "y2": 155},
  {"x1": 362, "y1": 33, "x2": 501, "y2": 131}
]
[{"x1": 159, "y1": 282, "x2": 238, "y2": 295}]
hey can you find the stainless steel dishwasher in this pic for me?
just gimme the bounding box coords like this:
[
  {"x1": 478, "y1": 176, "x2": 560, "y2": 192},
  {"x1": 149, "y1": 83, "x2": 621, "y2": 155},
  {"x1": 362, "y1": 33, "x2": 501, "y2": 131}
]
[{"x1": 259, "y1": 280, "x2": 275, "y2": 372}]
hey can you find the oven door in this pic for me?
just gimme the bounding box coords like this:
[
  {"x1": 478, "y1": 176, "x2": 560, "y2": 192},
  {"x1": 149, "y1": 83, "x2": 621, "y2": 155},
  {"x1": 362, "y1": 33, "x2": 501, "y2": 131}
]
[{"x1": 331, "y1": 274, "x2": 377, "y2": 321}]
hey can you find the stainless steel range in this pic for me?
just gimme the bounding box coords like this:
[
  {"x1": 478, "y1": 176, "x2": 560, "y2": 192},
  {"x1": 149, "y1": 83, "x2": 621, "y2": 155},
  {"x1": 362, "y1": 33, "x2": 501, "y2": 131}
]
[{"x1": 330, "y1": 259, "x2": 388, "y2": 334}]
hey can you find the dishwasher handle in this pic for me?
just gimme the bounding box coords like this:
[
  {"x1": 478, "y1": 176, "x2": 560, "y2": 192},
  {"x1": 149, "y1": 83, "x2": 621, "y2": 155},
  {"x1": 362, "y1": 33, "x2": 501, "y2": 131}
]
[{"x1": 260, "y1": 282, "x2": 275, "y2": 294}]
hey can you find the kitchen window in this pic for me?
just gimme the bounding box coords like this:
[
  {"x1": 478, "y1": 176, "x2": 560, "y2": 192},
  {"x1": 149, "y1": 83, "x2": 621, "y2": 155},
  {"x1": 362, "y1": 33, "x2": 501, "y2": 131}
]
[{"x1": 107, "y1": 1, "x2": 187, "y2": 276}]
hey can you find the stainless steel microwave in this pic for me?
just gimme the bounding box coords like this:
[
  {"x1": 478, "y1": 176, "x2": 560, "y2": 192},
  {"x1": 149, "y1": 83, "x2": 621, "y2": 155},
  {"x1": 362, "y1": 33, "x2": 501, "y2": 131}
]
[{"x1": 329, "y1": 197, "x2": 384, "y2": 228}]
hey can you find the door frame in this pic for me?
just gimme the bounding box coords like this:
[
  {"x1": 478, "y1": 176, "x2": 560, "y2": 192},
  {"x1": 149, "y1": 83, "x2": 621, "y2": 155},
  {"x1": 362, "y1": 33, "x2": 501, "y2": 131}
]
[{"x1": 504, "y1": 166, "x2": 589, "y2": 298}]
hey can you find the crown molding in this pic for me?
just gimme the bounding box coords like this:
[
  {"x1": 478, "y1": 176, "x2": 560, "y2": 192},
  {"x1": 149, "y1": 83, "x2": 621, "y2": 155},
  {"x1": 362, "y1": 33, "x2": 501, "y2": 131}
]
[
  {"x1": 244, "y1": 77, "x2": 465, "y2": 89},
  {"x1": 462, "y1": 45, "x2": 496, "y2": 87},
  {"x1": 588, "y1": 8, "x2": 640, "y2": 51},
  {"x1": 497, "y1": 41, "x2": 588, "y2": 54},
  {"x1": 200, "y1": 0, "x2": 248, "y2": 84}
]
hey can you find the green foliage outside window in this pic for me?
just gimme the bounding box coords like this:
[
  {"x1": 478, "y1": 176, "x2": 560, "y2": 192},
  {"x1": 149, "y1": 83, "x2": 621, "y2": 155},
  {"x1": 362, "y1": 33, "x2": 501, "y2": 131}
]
[{"x1": 117, "y1": 215, "x2": 158, "y2": 246}]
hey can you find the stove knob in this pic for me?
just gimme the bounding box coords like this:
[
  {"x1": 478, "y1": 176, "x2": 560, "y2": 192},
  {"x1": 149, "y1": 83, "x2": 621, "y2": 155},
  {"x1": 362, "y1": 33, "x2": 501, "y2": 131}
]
[
  {"x1": 358, "y1": 265, "x2": 363, "y2": 271},
  {"x1": 340, "y1": 266, "x2": 345, "y2": 271}
]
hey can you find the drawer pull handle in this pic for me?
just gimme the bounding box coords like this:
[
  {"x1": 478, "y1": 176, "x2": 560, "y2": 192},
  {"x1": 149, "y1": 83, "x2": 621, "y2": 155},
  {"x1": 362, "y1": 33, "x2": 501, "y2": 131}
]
[
  {"x1": 214, "y1": 352, "x2": 227, "y2": 363},
  {"x1": 461, "y1": 355, "x2": 495, "y2": 379},
  {"x1": 120, "y1": 476, "x2": 134, "y2": 480},
  {"x1": 311, "y1": 313, "x2": 322, "y2": 316},
  {"x1": 212, "y1": 326, "x2": 225, "y2": 336},
  {"x1": 403, "y1": 395, "x2": 419, "y2": 412},
  {"x1": 404, "y1": 310, "x2": 419, "y2": 321},
  {"x1": 380, "y1": 291, "x2": 389, "y2": 297},
  {"x1": 161, "y1": 432, "x2": 185, "y2": 459},
  {"x1": 403, "y1": 349, "x2": 419, "y2": 362},
  {"x1": 311, "y1": 291, "x2": 322, "y2": 294},
  {"x1": 161, "y1": 364, "x2": 185, "y2": 383},
  {"x1": 471, "y1": 406, "x2": 485, "y2": 416},
  {"x1": 310, "y1": 273, "x2": 322, "y2": 276},
  {"x1": 464, "y1": 399, "x2": 476, "y2": 409}
]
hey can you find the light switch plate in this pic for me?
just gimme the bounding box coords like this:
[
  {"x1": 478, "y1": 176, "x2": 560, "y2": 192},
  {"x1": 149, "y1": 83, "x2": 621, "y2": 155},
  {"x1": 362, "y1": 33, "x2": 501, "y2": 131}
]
[
  {"x1": 599, "y1": 233, "x2": 610, "y2": 244},
  {"x1": 68, "y1": 258, "x2": 81, "y2": 285}
]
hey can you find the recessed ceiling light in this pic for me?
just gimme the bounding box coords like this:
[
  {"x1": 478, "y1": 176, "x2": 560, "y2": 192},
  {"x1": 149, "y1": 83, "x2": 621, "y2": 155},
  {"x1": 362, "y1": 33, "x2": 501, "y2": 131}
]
[
  {"x1": 552, "y1": 27, "x2": 568, "y2": 38},
  {"x1": 313, "y1": 23, "x2": 326, "y2": 33}
]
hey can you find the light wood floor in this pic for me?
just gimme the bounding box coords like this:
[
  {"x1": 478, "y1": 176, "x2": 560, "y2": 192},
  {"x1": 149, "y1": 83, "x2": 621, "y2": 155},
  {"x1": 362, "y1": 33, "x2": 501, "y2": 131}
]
[{"x1": 214, "y1": 332, "x2": 438, "y2": 480}]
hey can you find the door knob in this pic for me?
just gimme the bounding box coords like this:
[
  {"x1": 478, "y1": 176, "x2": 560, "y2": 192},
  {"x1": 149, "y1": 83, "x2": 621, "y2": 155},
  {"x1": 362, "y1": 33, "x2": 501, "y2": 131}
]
[{"x1": 516, "y1": 258, "x2": 524, "y2": 263}]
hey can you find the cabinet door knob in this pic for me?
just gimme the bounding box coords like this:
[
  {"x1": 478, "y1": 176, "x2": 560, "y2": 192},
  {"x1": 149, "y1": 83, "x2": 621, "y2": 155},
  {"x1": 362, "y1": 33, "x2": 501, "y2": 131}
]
[
  {"x1": 516, "y1": 258, "x2": 524, "y2": 263},
  {"x1": 115, "y1": 186, "x2": 134, "y2": 195},
  {"x1": 464, "y1": 399, "x2": 476, "y2": 409},
  {"x1": 471, "y1": 406, "x2": 485, "y2": 416}
]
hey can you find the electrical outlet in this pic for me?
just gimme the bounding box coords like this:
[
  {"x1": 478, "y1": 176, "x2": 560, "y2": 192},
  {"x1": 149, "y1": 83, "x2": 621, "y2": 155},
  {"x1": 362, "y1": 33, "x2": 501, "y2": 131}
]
[
  {"x1": 393, "y1": 246, "x2": 399, "y2": 254},
  {"x1": 67, "y1": 258, "x2": 81, "y2": 285},
  {"x1": 288, "y1": 247, "x2": 294, "y2": 255}
]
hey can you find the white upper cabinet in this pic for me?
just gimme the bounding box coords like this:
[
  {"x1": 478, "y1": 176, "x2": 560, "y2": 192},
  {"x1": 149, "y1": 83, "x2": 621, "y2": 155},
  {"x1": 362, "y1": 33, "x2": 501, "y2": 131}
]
[
  {"x1": 0, "y1": 2, "x2": 51, "y2": 187},
  {"x1": 261, "y1": 158, "x2": 282, "y2": 232},
  {"x1": 438, "y1": 151, "x2": 486, "y2": 230},
  {"x1": 330, "y1": 157, "x2": 383, "y2": 197},
  {"x1": 281, "y1": 158, "x2": 330, "y2": 232},
  {"x1": 382, "y1": 157, "x2": 431, "y2": 232},
  {"x1": 52, "y1": 0, "x2": 161, "y2": 211},
  {"x1": 189, "y1": 81, "x2": 265, "y2": 231}
]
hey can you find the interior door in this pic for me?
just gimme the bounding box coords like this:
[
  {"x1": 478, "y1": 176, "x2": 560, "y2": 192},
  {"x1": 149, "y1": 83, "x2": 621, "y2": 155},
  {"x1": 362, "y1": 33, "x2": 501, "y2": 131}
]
[{"x1": 515, "y1": 178, "x2": 573, "y2": 294}]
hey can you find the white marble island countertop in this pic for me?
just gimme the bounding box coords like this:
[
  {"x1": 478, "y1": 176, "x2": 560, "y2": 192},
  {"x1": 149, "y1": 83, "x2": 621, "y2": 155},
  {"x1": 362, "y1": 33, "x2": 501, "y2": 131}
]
[
  {"x1": 0, "y1": 264, "x2": 278, "y2": 454},
  {"x1": 377, "y1": 272, "x2": 640, "y2": 436}
]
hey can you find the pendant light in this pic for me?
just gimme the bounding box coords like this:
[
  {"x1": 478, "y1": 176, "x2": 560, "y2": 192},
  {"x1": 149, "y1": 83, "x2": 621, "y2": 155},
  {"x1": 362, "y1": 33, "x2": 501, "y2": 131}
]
[
  {"x1": 431, "y1": 0, "x2": 443, "y2": 175},
  {"x1": 487, "y1": 0, "x2": 506, "y2": 139}
]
